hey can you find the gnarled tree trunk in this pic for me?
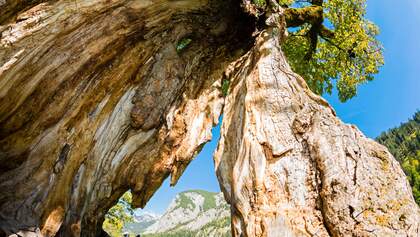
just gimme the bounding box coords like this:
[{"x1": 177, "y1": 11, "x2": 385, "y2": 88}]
[
  {"x1": 0, "y1": 0, "x2": 418, "y2": 237},
  {"x1": 214, "y1": 24, "x2": 420, "y2": 236}
]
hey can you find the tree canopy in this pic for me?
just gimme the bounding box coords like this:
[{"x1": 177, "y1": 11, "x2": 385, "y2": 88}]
[{"x1": 250, "y1": 0, "x2": 384, "y2": 102}]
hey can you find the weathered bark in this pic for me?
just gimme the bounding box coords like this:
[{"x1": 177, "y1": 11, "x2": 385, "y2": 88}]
[
  {"x1": 0, "y1": 0, "x2": 253, "y2": 236},
  {"x1": 214, "y1": 18, "x2": 420, "y2": 236},
  {"x1": 0, "y1": 1, "x2": 419, "y2": 237}
]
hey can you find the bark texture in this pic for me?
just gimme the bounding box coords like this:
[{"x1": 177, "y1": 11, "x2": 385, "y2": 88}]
[
  {"x1": 214, "y1": 21, "x2": 420, "y2": 236},
  {"x1": 0, "y1": 0, "x2": 419, "y2": 237},
  {"x1": 0, "y1": 0, "x2": 252, "y2": 236}
]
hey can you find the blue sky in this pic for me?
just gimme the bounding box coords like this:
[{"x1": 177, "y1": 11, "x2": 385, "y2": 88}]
[{"x1": 140, "y1": 0, "x2": 420, "y2": 214}]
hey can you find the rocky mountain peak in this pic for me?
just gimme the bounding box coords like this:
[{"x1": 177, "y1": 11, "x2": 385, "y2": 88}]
[
  {"x1": 133, "y1": 211, "x2": 161, "y2": 223},
  {"x1": 125, "y1": 190, "x2": 230, "y2": 236}
]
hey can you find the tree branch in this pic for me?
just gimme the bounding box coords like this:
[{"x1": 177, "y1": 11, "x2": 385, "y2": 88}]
[
  {"x1": 312, "y1": 0, "x2": 323, "y2": 6},
  {"x1": 319, "y1": 25, "x2": 334, "y2": 38},
  {"x1": 284, "y1": 6, "x2": 323, "y2": 28},
  {"x1": 283, "y1": 4, "x2": 337, "y2": 61}
]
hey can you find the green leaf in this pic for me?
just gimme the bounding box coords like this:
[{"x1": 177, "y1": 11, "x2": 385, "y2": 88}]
[
  {"x1": 221, "y1": 78, "x2": 230, "y2": 97},
  {"x1": 176, "y1": 38, "x2": 192, "y2": 53},
  {"x1": 253, "y1": 0, "x2": 266, "y2": 8}
]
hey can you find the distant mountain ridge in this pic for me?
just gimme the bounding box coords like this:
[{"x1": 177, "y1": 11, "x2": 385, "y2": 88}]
[
  {"x1": 124, "y1": 190, "x2": 231, "y2": 237},
  {"x1": 124, "y1": 211, "x2": 161, "y2": 235},
  {"x1": 134, "y1": 211, "x2": 160, "y2": 222}
]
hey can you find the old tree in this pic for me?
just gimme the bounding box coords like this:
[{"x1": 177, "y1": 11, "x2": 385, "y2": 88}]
[{"x1": 0, "y1": 0, "x2": 419, "y2": 236}]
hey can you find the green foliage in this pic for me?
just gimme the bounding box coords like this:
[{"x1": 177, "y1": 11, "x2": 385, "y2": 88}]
[
  {"x1": 176, "y1": 192, "x2": 196, "y2": 211},
  {"x1": 221, "y1": 78, "x2": 230, "y2": 97},
  {"x1": 377, "y1": 111, "x2": 420, "y2": 205},
  {"x1": 278, "y1": 0, "x2": 295, "y2": 5},
  {"x1": 191, "y1": 190, "x2": 217, "y2": 211},
  {"x1": 176, "y1": 38, "x2": 192, "y2": 53},
  {"x1": 253, "y1": 0, "x2": 267, "y2": 8},
  {"x1": 175, "y1": 190, "x2": 217, "y2": 211},
  {"x1": 200, "y1": 215, "x2": 231, "y2": 230},
  {"x1": 142, "y1": 216, "x2": 231, "y2": 237},
  {"x1": 143, "y1": 231, "x2": 197, "y2": 237},
  {"x1": 103, "y1": 191, "x2": 135, "y2": 236},
  {"x1": 281, "y1": 0, "x2": 384, "y2": 102}
]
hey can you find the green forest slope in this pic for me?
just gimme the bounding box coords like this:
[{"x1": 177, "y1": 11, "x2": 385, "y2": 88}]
[{"x1": 376, "y1": 111, "x2": 420, "y2": 204}]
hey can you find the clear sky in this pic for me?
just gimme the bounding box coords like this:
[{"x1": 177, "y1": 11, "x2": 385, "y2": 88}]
[{"x1": 140, "y1": 0, "x2": 420, "y2": 214}]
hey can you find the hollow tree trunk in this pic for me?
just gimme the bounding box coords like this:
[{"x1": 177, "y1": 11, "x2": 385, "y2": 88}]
[
  {"x1": 0, "y1": 1, "x2": 419, "y2": 237},
  {"x1": 214, "y1": 22, "x2": 420, "y2": 236},
  {"x1": 0, "y1": 0, "x2": 253, "y2": 236}
]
